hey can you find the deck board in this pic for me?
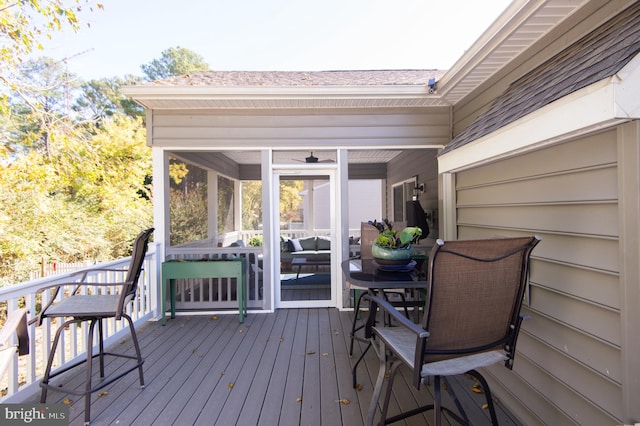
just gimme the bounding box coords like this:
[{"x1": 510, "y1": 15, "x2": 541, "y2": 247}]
[{"x1": 22, "y1": 310, "x2": 522, "y2": 425}]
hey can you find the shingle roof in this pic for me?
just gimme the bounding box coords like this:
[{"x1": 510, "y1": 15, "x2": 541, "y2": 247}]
[
  {"x1": 150, "y1": 69, "x2": 446, "y2": 87},
  {"x1": 442, "y1": 2, "x2": 640, "y2": 154}
]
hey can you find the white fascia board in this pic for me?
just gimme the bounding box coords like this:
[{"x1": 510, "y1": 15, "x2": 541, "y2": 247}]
[
  {"x1": 123, "y1": 85, "x2": 433, "y2": 100},
  {"x1": 438, "y1": 63, "x2": 640, "y2": 173}
]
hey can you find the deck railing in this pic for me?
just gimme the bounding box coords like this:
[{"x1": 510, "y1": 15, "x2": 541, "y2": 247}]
[{"x1": 0, "y1": 243, "x2": 159, "y2": 403}]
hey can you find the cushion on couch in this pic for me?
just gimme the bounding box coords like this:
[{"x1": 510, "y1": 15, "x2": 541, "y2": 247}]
[
  {"x1": 316, "y1": 236, "x2": 331, "y2": 250},
  {"x1": 297, "y1": 236, "x2": 317, "y2": 251}
]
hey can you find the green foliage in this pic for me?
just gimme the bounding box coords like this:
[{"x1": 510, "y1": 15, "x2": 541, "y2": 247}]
[
  {"x1": 0, "y1": 22, "x2": 216, "y2": 285},
  {"x1": 168, "y1": 159, "x2": 208, "y2": 246},
  {"x1": 0, "y1": 116, "x2": 152, "y2": 286},
  {"x1": 74, "y1": 74, "x2": 145, "y2": 122},
  {"x1": 248, "y1": 236, "x2": 263, "y2": 247},
  {"x1": 0, "y1": 0, "x2": 102, "y2": 67},
  {"x1": 242, "y1": 181, "x2": 262, "y2": 231},
  {"x1": 370, "y1": 220, "x2": 421, "y2": 249},
  {"x1": 218, "y1": 175, "x2": 234, "y2": 234},
  {"x1": 140, "y1": 46, "x2": 209, "y2": 81},
  {"x1": 279, "y1": 180, "x2": 303, "y2": 227},
  {"x1": 169, "y1": 182, "x2": 207, "y2": 246}
]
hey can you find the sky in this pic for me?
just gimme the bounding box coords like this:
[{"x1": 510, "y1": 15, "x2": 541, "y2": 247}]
[{"x1": 34, "y1": 0, "x2": 512, "y2": 81}]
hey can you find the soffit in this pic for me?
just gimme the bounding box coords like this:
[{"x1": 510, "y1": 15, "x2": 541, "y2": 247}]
[
  {"x1": 438, "y1": 0, "x2": 592, "y2": 104},
  {"x1": 212, "y1": 149, "x2": 403, "y2": 165}
]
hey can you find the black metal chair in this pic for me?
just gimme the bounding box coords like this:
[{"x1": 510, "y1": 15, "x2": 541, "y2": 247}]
[
  {"x1": 364, "y1": 235, "x2": 540, "y2": 426},
  {"x1": 36, "y1": 228, "x2": 154, "y2": 425}
]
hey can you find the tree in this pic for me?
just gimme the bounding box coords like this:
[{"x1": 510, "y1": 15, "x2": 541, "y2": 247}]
[
  {"x1": 280, "y1": 180, "x2": 303, "y2": 228},
  {"x1": 7, "y1": 57, "x2": 78, "y2": 155},
  {"x1": 140, "y1": 46, "x2": 209, "y2": 81},
  {"x1": 0, "y1": 115, "x2": 152, "y2": 286},
  {"x1": 0, "y1": 0, "x2": 103, "y2": 156},
  {"x1": 242, "y1": 181, "x2": 262, "y2": 231},
  {"x1": 0, "y1": 0, "x2": 102, "y2": 67},
  {"x1": 74, "y1": 74, "x2": 145, "y2": 122}
]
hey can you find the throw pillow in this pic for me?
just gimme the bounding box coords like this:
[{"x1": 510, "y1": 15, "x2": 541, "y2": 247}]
[
  {"x1": 290, "y1": 238, "x2": 304, "y2": 252},
  {"x1": 316, "y1": 236, "x2": 331, "y2": 250}
]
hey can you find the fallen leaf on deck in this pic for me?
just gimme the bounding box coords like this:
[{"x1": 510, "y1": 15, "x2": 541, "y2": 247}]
[
  {"x1": 472, "y1": 383, "x2": 484, "y2": 394},
  {"x1": 279, "y1": 337, "x2": 284, "y2": 342},
  {"x1": 296, "y1": 397, "x2": 303, "y2": 403},
  {"x1": 337, "y1": 399, "x2": 350, "y2": 405},
  {"x1": 62, "y1": 398, "x2": 72, "y2": 405},
  {"x1": 98, "y1": 391, "x2": 108, "y2": 398},
  {"x1": 482, "y1": 403, "x2": 489, "y2": 410},
  {"x1": 306, "y1": 351, "x2": 316, "y2": 355},
  {"x1": 355, "y1": 383, "x2": 363, "y2": 391},
  {"x1": 322, "y1": 353, "x2": 329, "y2": 357},
  {"x1": 211, "y1": 315, "x2": 218, "y2": 320},
  {"x1": 228, "y1": 383, "x2": 234, "y2": 389}
]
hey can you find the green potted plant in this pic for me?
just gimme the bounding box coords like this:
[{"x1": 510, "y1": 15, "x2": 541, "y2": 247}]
[{"x1": 369, "y1": 219, "x2": 422, "y2": 265}]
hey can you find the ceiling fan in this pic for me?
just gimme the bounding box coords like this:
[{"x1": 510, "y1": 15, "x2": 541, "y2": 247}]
[{"x1": 294, "y1": 151, "x2": 333, "y2": 163}]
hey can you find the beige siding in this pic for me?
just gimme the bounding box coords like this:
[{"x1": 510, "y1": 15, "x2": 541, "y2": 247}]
[
  {"x1": 151, "y1": 108, "x2": 450, "y2": 148},
  {"x1": 454, "y1": 128, "x2": 625, "y2": 424},
  {"x1": 386, "y1": 149, "x2": 440, "y2": 239}
]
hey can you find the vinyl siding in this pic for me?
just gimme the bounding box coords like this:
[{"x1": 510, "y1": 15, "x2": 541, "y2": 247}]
[
  {"x1": 150, "y1": 108, "x2": 450, "y2": 149},
  {"x1": 453, "y1": 128, "x2": 625, "y2": 425},
  {"x1": 386, "y1": 149, "x2": 440, "y2": 239}
]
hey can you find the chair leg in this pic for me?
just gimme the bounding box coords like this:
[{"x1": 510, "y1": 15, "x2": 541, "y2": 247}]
[
  {"x1": 434, "y1": 375, "x2": 442, "y2": 426},
  {"x1": 98, "y1": 319, "x2": 105, "y2": 378},
  {"x1": 350, "y1": 290, "x2": 366, "y2": 356},
  {"x1": 39, "y1": 314, "x2": 144, "y2": 426},
  {"x1": 352, "y1": 341, "x2": 371, "y2": 388},
  {"x1": 379, "y1": 360, "x2": 402, "y2": 424},
  {"x1": 123, "y1": 314, "x2": 145, "y2": 388},
  {"x1": 40, "y1": 319, "x2": 68, "y2": 403},
  {"x1": 366, "y1": 338, "x2": 388, "y2": 426},
  {"x1": 442, "y1": 376, "x2": 470, "y2": 424},
  {"x1": 83, "y1": 319, "x2": 100, "y2": 425},
  {"x1": 467, "y1": 369, "x2": 499, "y2": 425}
]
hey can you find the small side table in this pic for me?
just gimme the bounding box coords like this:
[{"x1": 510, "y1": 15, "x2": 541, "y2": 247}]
[{"x1": 161, "y1": 258, "x2": 247, "y2": 324}]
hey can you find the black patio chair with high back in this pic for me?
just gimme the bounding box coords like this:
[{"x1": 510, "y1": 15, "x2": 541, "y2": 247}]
[
  {"x1": 35, "y1": 228, "x2": 154, "y2": 425},
  {"x1": 363, "y1": 235, "x2": 540, "y2": 426}
]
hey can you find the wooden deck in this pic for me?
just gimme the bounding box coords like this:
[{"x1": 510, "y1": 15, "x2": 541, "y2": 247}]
[{"x1": 22, "y1": 309, "x2": 521, "y2": 425}]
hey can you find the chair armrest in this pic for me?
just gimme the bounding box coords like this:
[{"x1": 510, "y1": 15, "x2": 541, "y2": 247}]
[
  {"x1": 363, "y1": 293, "x2": 428, "y2": 339},
  {"x1": 364, "y1": 293, "x2": 430, "y2": 389}
]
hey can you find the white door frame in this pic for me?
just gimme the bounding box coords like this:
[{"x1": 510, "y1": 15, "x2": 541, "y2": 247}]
[{"x1": 271, "y1": 163, "x2": 340, "y2": 309}]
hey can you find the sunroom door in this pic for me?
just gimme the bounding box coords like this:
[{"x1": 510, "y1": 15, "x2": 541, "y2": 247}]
[{"x1": 273, "y1": 167, "x2": 337, "y2": 308}]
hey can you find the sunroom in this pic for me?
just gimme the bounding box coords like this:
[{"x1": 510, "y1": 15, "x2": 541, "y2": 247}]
[{"x1": 124, "y1": 70, "x2": 446, "y2": 315}]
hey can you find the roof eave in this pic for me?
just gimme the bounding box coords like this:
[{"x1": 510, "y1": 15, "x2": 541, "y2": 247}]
[
  {"x1": 438, "y1": 0, "x2": 592, "y2": 104},
  {"x1": 438, "y1": 63, "x2": 640, "y2": 173},
  {"x1": 123, "y1": 85, "x2": 451, "y2": 109}
]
